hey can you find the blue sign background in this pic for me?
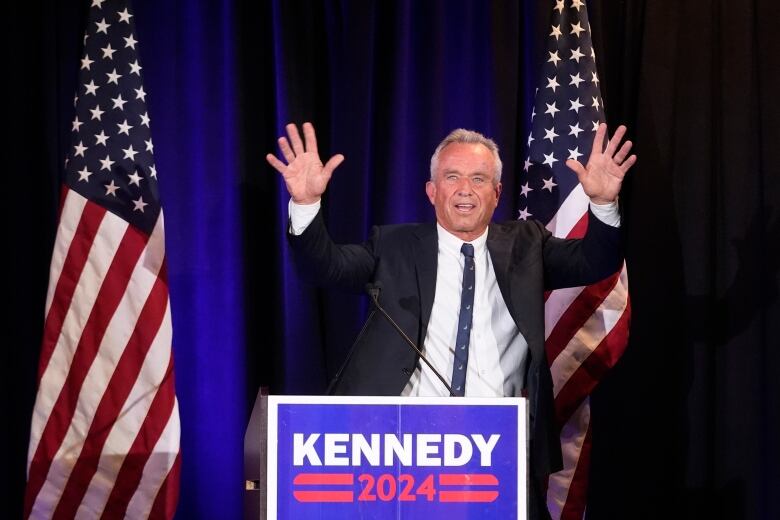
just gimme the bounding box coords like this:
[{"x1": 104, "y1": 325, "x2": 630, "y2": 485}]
[{"x1": 275, "y1": 402, "x2": 520, "y2": 519}]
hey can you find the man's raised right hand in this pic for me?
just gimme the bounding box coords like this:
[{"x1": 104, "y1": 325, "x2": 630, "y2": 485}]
[{"x1": 266, "y1": 122, "x2": 345, "y2": 205}]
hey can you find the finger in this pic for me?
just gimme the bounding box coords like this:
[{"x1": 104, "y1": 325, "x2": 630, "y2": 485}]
[
  {"x1": 613, "y1": 140, "x2": 633, "y2": 165},
  {"x1": 591, "y1": 123, "x2": 607, "y2": 157},
  {"x1": 266, "y1": 153, "x2": 287, "y2": 174},
  {"x1": 322, "y1": 154, "x2": 345, "y2": 178},
  {"x1": 620, "y1": 154, "x2": 637, "y2": 173},
  {"x1": 302, "y1": 122, "x2": 318, "y2": 154},
  {"x1": 278, "y1": 137, "x2": 295, "y2": 163},
  {"x1": 565, "y1": 159, "x2": 587, "y2": 180},
  {"x1": 604, "y1": 125, "x2": 627, "y2": 157},
  {"x1": 287, "y1": 123, "x2": 305, "y2": 155}
]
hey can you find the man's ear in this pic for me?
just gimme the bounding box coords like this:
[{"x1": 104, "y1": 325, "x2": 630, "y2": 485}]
[
  {"x1": 495, "y1": 181, "x2": 502, "y2": 201},
  {"x1": 425, "y1": 181, "x2": 436, "y2": 205}
]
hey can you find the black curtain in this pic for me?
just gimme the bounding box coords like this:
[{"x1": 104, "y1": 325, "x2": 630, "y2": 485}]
[
  {"x1": 6, "y1": 1, "x2": 86, "y2": 517},
  {"x1": 7, "y1": 1, "x2": 779, "y2": 518},
  {"x1": 586, "y1": 1, "x2": 780, "y2": 518}
]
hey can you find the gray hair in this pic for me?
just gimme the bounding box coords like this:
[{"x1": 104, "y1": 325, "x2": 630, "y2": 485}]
[{"x1": 429, "y1": 129, "x2": 503, "y2": 183}]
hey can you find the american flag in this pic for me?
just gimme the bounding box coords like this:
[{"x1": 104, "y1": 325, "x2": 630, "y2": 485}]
[
  {"x1": 25, "y1": 1, "x2": 180, "y2": 518},
  {"x1": 521, "y1": 1, "x2": 630, "y2": 518}
]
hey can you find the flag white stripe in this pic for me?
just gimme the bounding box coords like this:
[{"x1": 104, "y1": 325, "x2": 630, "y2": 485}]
[
  {"x1": 28, "y1": 203, "x2": 127, "y2": 471},
  {"x1": 125, "y1": 399, "x2": 181, "y2": 519},
  {"x1": 550, "y1": 267, "x2": 628, "y2": 396},
  {"x1": 545, "y1": 184, "x2": 588, "y2": 238},
  {"x1": 44, "y1": 190, "x2": 88, "y2": 315},
  {"x1": 545, "y1": 286, "x2": 586, "y2": 340},
  {"x1": 29, "y1": 452, "x2": 71, "y2": 518}
]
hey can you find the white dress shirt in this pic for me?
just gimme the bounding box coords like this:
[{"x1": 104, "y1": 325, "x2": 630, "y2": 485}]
[{"x1": 401, "y1": 224, "x2": 527, "y2": 397}]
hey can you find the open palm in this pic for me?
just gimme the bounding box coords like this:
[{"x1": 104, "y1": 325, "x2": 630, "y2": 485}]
[
  {"x1": 266, "y1": 122, "x2": 344, "y2": 205},
  {"x1": 566, "y1": 123, "x2": 636, "y2": 204}
]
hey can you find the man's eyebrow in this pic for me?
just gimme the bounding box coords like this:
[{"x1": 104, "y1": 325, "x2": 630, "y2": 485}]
[
  {"x1": 442, "y1": 168, "x2": 461, "y2": 175},
  {"x1": 442, "y1": 169, "x2": 488, "y2": 175}
]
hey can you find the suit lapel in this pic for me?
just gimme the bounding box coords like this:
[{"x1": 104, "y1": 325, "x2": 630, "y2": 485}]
[
  {"x1": 413, "y1": 223, "x2": 438, "y2": 333},
  {"x1": 487, "y1": 223, "x2": 512, "y2": 295},
  {"x1": 487, "y1": 223, "x2": 534, "y2": 356}
]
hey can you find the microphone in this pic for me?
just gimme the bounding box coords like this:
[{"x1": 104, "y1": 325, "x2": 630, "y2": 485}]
[{"x1": 366, "y1": 282, "x2": 455, "y2": 397}]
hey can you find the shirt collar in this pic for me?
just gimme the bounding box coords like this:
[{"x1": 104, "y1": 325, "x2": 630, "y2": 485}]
[{"x1": 436, "y1": 223, "x2": 489, "y2": 257}]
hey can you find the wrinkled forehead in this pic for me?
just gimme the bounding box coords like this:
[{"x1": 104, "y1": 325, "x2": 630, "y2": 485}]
[{"x1": 435, "y1": 142, "x2": 497, "y2": 178}]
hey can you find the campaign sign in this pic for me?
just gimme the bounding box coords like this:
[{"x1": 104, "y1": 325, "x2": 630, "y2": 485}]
[{"x1": 266, "y1": 396, "x2": 527, "y2": 519}]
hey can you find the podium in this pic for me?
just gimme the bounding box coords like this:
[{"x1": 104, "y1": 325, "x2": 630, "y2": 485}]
[{"x1": 244, "y1": 391, "x2": 528, "y2": 519}]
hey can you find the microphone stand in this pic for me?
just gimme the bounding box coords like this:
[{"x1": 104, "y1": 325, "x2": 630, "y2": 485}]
[
  {"x1": 367, "y1": 283, "x2": 455, "y2": 397},
  {"x1": 325, "y1": 306, "x2": 377, "y2": 395}
]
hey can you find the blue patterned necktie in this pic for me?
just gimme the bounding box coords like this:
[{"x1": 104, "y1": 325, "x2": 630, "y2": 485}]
[{"x1": 451, "y1": 243, "x2": 475, "y2": 396}]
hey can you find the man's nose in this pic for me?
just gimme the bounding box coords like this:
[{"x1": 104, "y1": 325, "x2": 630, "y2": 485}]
[{"x1": 456, "y1": 177, "x2": 473, "y2": 194}]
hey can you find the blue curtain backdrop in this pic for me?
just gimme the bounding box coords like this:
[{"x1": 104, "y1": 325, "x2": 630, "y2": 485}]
[
  {"x1": 7, "y1": 1, "x2": 780, "y2": 519},
  {"x1": 132, "y1": 2, "x2": 245, "y2": 518}
]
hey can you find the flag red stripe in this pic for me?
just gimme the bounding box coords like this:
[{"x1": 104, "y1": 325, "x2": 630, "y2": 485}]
[
  {"x1": 25, "y1": 220, "x2": 147, "y2": 518},
  {"x1": 56, "y1": 184, "x2": 68, "y2": 223},
  {"x1": 294, "y1": 491, "x2": 354, "y2": 502},
  {"x1": 99, "y1": 353, "x2": 177, "y2": 520},
  {"x1": 559, "y1": 422, "x2": 592, "y2": 520},
  {"x1": 36, "y1": 201, "x2": 106, "y2": 381},
  {"x1": 438, "y1": 490, "x2": 499, "y2": 502},
  {"x1": 52, "y1": 264, "x2": 170, "y2": 519},
  {"x1": 438, "y1": 474, "x2": 498, "y2": 486},
  {"x1": 147, "y1": 450, "x2": 181, "y2": 520},
  {"x1": 546, "y1": 272, "x2": 620, "y2": 363},
  {"x1": 293, "y1": 473, "x2": 354, "y2": 485},
  {"x1": 554, "y1": 302, "x2": 631, "y2": 428},
  {"x1": 564, "y1": 210, "x2": 589, "y2": 240}
]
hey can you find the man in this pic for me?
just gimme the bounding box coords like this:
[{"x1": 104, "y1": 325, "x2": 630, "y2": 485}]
[{"x1": 266, "y1": 122, "x2": 635, "y2": 518}]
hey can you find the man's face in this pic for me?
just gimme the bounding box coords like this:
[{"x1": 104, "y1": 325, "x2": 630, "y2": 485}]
[{"x1": 426, "y1": 142, "x2": 502, "y2": 242}]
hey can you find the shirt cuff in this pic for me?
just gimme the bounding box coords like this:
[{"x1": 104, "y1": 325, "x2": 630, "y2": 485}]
[
  {"x1": 589, "y1": 200, "x2": 620, "y2": 227},
  {"x1": 288, "y1": 198, "x2": 321, "y2": 235}
]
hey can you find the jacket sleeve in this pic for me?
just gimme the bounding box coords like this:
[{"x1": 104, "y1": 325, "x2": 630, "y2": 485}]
[
  {"x1": 541, "y1": 207, "x2": 624, "y2": 290},
  {"x1": 287, "y1": 209, "x2": 379, "y2": 293}
]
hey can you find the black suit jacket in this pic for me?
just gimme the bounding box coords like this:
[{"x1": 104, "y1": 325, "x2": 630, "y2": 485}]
[{"x1": 288, "y1": 208, "x2": 622, "y2": 517}]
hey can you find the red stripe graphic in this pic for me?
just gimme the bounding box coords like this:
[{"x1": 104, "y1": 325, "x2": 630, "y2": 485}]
[
  {"x1": 293, "y1": 473, "x2": 354, "y2": 486},
  {"x1": 293, "y1": 491, "x2": 354, "y2": 502},
  {"x1": 439, "y1": 491, "x2": 499, "y2": 502},
  {"x1": 438, "y1": 474, "x2": 498, "y2": 486},
  {"x1": 52, "y1": 264, "x2": 170, "y2": 519}
]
